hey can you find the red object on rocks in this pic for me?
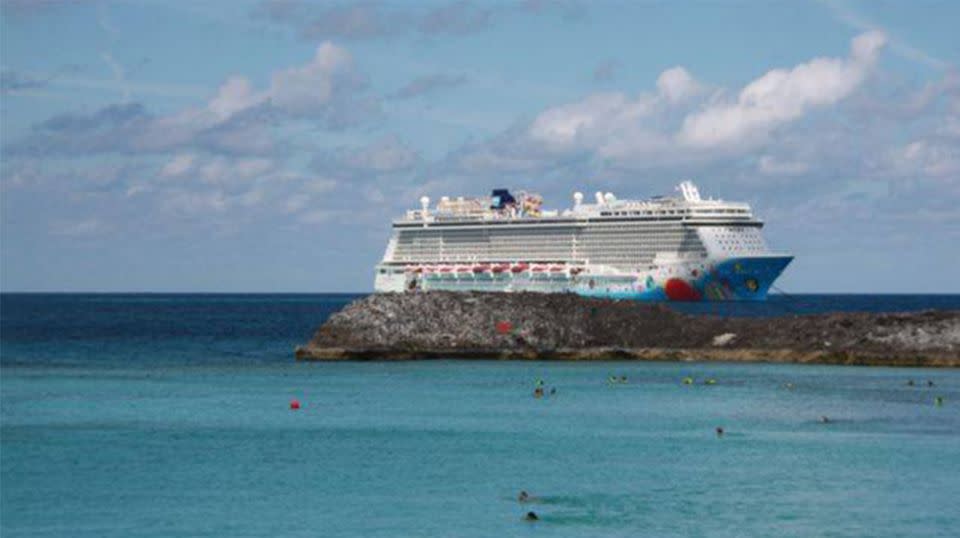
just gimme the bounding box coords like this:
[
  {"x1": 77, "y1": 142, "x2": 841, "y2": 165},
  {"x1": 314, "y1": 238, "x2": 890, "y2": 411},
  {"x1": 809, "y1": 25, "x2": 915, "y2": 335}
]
[
  {"x1": 496, "y1": 321, "x2": 513, "y2": 334},
  {"x1": 290, "y1": 399, "x2": 301, "y2": 410}
]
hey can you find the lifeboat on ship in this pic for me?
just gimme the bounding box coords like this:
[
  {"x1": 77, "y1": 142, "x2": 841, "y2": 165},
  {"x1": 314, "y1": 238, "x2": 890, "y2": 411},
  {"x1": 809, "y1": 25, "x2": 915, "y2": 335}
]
[
  {"x1": 511, "y1": 262, "x2": 530, "y2": 273},
  {"x1": 491, "y1": 264, "x2": 510, "y2": 274}
]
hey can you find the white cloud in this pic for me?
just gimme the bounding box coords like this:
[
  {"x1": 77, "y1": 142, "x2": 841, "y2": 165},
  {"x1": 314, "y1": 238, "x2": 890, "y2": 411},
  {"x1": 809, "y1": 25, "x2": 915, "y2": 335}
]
[
  {"x1": 529, "y1": 92, "x2": 655, "y2": 147},
  {"x1": 312, "y1": 135, "x2": 419, "y2": 177},
  {"x1": 680, "y1": 31, "x2": 887, "y2": 148},
  {"x1": 158, "y1": 153, "x2": 276, "y2": 186},
  {"x1": 208, "y1": 76, "x2": 261, "y2": 122},
  {"x1": 757, "y1": 155, "x2": 809, "y2": 176},
  {"x1": 268, "y1": 42, "x2": 359, "y2": 115},
  {"x1": 160, "y1": 153, "x2": 196, "y2": 178},
  {"x1": 657, "y1": 66, "x2": 700, "y2": 103},
  {"x1": 896, "y1": 140, "x2": 960, "y2": 179},
  {"x1": 50, "y1": 218, "x2": 113, "y2": 237}
]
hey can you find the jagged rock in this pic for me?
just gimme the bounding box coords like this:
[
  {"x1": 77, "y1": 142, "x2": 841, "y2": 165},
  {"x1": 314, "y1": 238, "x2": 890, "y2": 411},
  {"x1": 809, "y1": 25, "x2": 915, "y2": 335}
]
[{"x1": 295, "y1": 292, "x2": 960, "y2": 366}]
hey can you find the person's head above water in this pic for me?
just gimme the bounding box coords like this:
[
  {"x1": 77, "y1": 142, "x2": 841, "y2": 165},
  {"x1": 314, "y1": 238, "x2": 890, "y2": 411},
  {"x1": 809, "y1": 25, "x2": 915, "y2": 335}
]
[
  {"x1": 518, "y1": 491, "x2": 529, "y2": 502},
  {"x1": 524, "y1": 511, "x2": 539, "y2": 521}
]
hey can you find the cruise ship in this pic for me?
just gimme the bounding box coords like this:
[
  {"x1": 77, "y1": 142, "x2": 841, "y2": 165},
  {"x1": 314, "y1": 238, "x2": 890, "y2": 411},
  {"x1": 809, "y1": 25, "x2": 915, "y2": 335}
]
[{"x1": 374, "y1": 181, "x2": 792, "y2": 301}]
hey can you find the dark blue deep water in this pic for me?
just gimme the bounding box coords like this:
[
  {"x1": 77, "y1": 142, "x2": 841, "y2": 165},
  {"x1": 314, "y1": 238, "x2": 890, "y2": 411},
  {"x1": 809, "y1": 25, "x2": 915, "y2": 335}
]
[{"x1": 2, "y1": 293, "x2": 960, "y2": 537}]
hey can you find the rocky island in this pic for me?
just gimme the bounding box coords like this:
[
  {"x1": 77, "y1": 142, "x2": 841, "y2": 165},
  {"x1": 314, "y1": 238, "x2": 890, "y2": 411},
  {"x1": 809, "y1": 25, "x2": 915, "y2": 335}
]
[{"x1": 296, "y1": 292, "x2": 960, "y2": 367}]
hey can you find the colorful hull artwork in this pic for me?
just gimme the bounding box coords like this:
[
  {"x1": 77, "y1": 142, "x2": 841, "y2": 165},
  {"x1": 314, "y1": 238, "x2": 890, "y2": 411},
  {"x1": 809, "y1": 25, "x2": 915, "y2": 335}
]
[
  {"x1": 402, "y1": 256, "x2": 793, "y2": 302},
  {"x1": 575, "y1": 256, "x2": 793, "y2": 301}
]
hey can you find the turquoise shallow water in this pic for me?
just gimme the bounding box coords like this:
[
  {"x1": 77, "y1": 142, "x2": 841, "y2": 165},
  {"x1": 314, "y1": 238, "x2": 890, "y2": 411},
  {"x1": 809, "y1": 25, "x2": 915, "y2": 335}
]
[{"x1": 2, "y1": 294, "x2": 960, "y2": 537}]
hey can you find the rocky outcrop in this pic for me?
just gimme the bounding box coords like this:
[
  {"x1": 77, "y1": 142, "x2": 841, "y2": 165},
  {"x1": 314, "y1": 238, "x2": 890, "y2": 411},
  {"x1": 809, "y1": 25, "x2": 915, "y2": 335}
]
[{"x1": 295, "y1": 292, "x2": 960, "y2": 366}]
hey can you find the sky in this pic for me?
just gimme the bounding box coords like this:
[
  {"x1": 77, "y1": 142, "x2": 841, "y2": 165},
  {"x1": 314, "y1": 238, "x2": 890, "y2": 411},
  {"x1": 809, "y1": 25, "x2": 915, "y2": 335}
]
[{"x1": 1, "y1": 0, "x2": 958, "y2": 293}]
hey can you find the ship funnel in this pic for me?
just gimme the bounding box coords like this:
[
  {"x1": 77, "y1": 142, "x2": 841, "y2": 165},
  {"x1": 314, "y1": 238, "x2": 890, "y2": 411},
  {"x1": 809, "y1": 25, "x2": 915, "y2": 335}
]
[{"x1": 595, "y1": 191, "x2": 605, "y2": 205}]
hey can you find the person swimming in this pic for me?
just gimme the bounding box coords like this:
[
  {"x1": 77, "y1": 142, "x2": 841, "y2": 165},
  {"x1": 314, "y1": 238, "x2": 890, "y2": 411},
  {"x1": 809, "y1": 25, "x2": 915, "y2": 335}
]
[
  {"x1": 518, "y1": 491, "x2": 530, "y2": 502},
  {"x1": 819, "y1": 415, "x2": 830, "y2": 424},
  {"x1": 716, "y1": 426, "x2": 724, "y2": 437},
  {"x1": 524, "y1": 511, "x2": 539, "y2": 521},
  {"x1": 533, "y1": 387, "x2": 544, "y2": 398}
]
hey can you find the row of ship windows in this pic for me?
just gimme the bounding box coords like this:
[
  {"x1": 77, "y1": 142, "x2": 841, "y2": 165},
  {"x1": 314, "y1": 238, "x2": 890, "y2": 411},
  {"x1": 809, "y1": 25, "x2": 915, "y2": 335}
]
[
  {"x1": 399, "y1": 243, "x2": 682, "y2": 252},
  {"x1": 598, "y1": 209, "x2": 748, "y2": 217},
  {"x1": 397, "y1": 233, "x2": 693, "y2": 243},
  {"x1": 397, "y1": 242, "x2": 700, "y2": 251},
  {"x1": 396, "y1": 244, "x2": 708, "y2": 253},
  {"x1": 399, "y1": 232, "x2": 697, "y2": 240},
  {"x1": 397, "y1": 227, "x2": 690, "y2": 238}
]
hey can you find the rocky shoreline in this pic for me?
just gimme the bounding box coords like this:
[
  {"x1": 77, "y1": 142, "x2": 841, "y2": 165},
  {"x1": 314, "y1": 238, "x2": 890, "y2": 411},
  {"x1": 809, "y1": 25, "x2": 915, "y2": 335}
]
[{"x1": 295, "y1": 292, "x2": 960, "y2": 367}]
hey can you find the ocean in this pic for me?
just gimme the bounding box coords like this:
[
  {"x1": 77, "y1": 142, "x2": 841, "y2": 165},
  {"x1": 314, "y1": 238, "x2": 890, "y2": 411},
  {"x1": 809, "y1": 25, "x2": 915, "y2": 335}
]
[{"x1": 2, "y1": 293, "x2": 959, "y2": 537}]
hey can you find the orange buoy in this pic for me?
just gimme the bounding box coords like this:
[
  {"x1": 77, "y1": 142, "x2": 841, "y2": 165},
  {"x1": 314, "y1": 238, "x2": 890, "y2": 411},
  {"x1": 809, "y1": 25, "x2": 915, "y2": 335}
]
[{"x1": 290, "y1": 399, "x2": 301, "y2": 410}]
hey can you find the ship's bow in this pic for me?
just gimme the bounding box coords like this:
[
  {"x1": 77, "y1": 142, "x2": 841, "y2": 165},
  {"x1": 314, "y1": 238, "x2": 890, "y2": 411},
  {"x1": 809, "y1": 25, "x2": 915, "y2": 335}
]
[{"x1": 701, "y1": 255, "x2": 793, "y2": 301}]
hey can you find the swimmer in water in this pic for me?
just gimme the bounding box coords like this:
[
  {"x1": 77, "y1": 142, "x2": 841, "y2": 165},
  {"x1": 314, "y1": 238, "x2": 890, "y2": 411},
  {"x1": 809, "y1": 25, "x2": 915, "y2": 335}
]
[
  {"x1": 906, "y1": 379, "x2": 915, "y2": 386},
  {"x1": 550, "y1": 387, "x2": 556, "y2": 395},
  {"x1": 524, "y1": 511, "x2": 539, "y2": 521},
  {"x1": 716, "y1": 426, "x2": 724, "y2": 437},
  {"x1": 533, "y1": 387, "x2": 544, "y2": 398},
  {"x1": 819, "y1": 415, "x2": 830, "y2": 424},
  {"x1": 927, "y1": 380, "x2": 935, "y2": 387},
  {"x1": 518, "y1": 491, "x2": 529, "y2": 502}
]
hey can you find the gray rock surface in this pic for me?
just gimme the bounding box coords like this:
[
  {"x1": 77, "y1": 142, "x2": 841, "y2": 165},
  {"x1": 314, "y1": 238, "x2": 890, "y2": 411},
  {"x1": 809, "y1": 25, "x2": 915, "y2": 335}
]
[{"x1": 297, "y1": 292, "x2": 960, "y2": 366}]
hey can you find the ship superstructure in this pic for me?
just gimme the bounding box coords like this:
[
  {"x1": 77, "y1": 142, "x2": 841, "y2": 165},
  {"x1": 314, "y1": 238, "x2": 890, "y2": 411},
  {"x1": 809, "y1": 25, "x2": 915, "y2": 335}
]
[{"x1": 374, "y1": 181, "x2": 792, "y2": 301}]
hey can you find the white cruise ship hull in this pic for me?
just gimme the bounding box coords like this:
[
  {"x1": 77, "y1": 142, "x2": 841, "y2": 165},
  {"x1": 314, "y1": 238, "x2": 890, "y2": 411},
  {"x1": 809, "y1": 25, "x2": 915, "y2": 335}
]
[{"x1": 375, "y1": 255, "x2": 792, "y2": 301}]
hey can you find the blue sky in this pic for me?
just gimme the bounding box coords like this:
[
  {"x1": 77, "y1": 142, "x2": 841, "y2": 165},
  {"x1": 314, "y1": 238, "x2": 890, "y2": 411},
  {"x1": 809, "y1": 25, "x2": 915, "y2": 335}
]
[{"x1": 2, "y1": 0, "x2": 958, "y2": 292}]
